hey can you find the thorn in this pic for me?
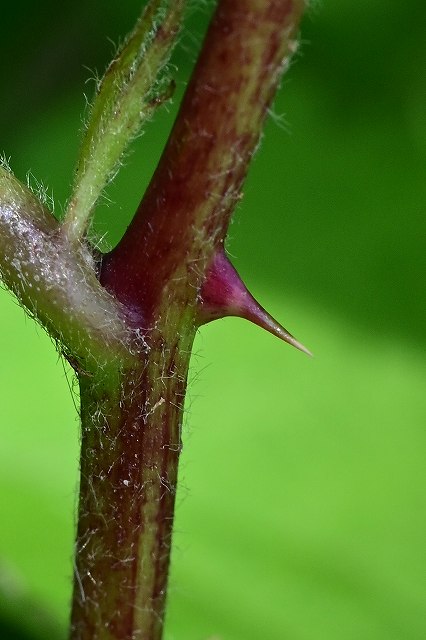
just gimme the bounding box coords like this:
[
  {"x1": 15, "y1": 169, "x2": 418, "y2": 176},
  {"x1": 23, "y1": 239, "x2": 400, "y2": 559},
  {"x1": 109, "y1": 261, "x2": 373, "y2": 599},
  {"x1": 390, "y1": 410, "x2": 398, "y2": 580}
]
[{"x1": 198, "y1": 249, "x2": 312, "y2": 356}]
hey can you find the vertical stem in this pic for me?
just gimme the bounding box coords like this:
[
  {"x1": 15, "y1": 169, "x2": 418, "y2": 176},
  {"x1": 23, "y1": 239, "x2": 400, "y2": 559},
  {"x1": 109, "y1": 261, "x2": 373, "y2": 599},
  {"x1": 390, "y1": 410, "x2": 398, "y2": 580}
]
[
  {"x1": 70, "y1": 1, "x2": 306, "y2": 639},
  {"x1": 0, "y1": 1, "x2": 307, "y2": 639},
  {"x1": 101, "y1": 0, "x2": 305, "y2": 314},
  {"x1": 70, "y1": 323, "x2": 195, "y2": 640}
]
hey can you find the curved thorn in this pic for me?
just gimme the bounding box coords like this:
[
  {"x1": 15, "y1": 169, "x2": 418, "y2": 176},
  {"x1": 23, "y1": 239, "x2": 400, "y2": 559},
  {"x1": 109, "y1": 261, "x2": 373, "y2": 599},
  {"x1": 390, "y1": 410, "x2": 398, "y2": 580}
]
[{"x1": 198, "y1": 249, "x2": 312, "y2": 357}]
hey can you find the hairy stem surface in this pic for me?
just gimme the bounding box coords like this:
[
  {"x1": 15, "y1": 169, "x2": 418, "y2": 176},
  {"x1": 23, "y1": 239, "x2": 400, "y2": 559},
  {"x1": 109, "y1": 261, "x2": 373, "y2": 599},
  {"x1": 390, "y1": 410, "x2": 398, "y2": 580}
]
[
  {"x1": 68, "y1": 2, "x2": 306, "y2": 638},
  {"x1": 101, "y1": 0, "x2": 305, "y2": 312},
  {"x1": 0, "y1": 1, "x2": 310, "y2": 639},
  {"x1": 0, "y1": 1, "x2": 306, "y2": 638},
  {"x1": 63, "y1": 0, "x2": 186, "y2": 243},
  {"x1": 71, "y1": 320, "x2": 195, "y2": 639}
]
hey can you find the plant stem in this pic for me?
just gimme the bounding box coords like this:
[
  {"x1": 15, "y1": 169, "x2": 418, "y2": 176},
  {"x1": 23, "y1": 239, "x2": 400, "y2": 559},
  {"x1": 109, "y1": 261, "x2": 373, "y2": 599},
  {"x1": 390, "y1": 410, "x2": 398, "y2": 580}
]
[
  {"x1": 71, "y1": 320, "x2": 195, "y2": 639},
  {"x1": 68, "y1": 2, "x2": 306, "y2": 638},
  {"x1": 0, "y1": 1, "x2": 306, "y2": 638},
  {"x1": 0, "y1": 167, "x2": 132, "y2": 370},
  {"x1": 101, "y1": 0, "x2": 305, "y2": 312},
  {"x1": 63, "y1": 0, "x2": 186, "y2": 244}
]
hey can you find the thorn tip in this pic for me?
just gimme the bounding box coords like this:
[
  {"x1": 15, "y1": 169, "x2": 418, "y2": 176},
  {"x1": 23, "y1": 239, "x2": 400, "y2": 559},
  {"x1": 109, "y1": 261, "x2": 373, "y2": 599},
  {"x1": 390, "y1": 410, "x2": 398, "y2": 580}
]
[{"x1": 198, "y1": 249, "x2": 311, "y2": 356}]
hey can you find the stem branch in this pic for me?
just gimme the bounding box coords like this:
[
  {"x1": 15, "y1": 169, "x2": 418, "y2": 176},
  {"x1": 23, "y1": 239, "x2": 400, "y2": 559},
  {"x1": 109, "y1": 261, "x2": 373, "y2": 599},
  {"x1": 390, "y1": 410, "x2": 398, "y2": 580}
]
[
  {"x1": 63, "y1": 0, "x2": 186, "y2": 244},
  {"x1": 101, "y1": 0, "x2": 305, "y2": 318},
  {"x1": 0, "y1": 2, "x2": 307, "y2": 639}
]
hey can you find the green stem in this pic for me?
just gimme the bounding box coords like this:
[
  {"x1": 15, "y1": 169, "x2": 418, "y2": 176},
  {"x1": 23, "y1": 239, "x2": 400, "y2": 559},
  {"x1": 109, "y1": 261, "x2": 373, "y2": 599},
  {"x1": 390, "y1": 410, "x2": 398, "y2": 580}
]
[
  {"x1": 62, "y1": 0, "x2": 186, "y2": 244},
  {"x1": 0, "y1": 167, "x2": 131, "y2": 370}
]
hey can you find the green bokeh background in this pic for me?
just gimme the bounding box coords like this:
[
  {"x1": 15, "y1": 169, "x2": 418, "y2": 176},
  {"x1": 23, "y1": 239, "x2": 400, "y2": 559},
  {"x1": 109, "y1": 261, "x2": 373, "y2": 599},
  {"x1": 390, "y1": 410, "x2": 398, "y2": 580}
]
[{"x1": 0, "y1": 1, "x2": 425, "y2": 638}]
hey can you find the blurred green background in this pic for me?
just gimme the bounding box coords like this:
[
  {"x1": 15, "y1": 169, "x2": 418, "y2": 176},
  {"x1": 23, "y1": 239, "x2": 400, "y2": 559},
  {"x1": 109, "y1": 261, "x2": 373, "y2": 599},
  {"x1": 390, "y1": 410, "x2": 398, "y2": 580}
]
[{"x1": 0, "y1": 1, "x2": 425, "y2": 638}]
